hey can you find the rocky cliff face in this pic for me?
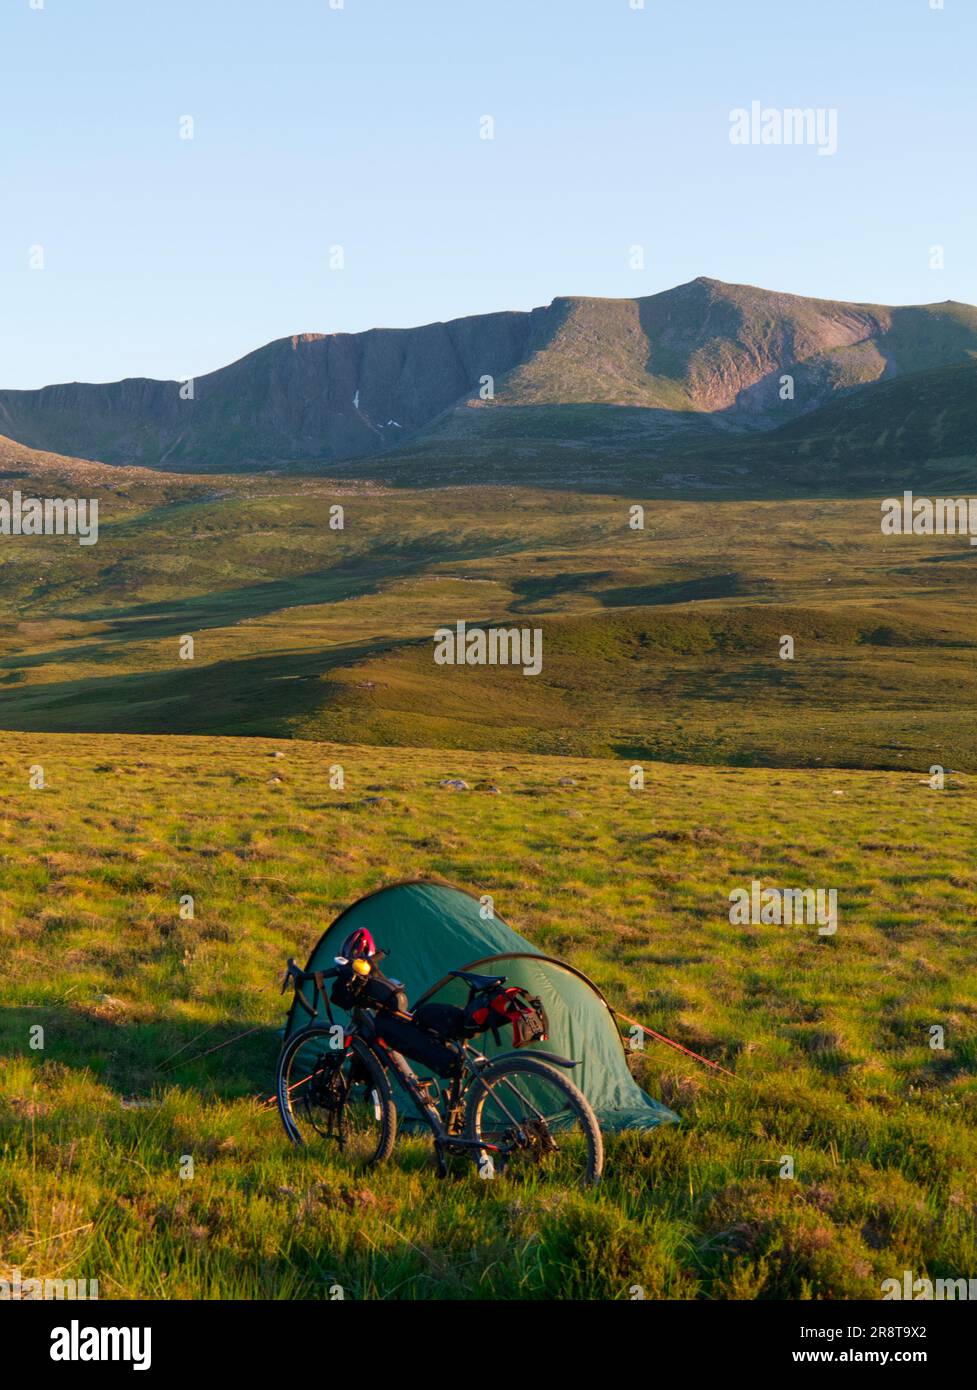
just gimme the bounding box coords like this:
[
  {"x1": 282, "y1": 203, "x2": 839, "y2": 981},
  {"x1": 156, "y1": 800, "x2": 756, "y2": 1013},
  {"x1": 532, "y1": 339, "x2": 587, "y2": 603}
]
[
  {"x1": 0, "y1": 310, "x2": 541, "y2": 472},
  {"x1": 2, "y1": 278, "x2": 975, "y2": 473}
]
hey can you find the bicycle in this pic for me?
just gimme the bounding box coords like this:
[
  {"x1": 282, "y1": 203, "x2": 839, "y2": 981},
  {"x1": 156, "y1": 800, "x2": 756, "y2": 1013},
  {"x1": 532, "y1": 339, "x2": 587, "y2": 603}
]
[{"x1": 275, "y1": 955, "x2": 603, "y2": 1186}]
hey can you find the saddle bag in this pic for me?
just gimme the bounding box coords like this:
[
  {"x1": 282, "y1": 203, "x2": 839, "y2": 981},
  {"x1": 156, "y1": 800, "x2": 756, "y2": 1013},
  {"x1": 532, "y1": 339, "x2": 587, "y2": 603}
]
[{"x1": 464, "y1": 984, "x2": 549, "y2": 1048}]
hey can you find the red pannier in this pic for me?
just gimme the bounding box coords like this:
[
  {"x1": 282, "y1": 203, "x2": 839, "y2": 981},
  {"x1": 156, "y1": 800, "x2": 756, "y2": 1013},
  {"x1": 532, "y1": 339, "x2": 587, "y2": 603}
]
[
  {"x1": 413, "y1": 983, "x2": 548, "y2": 1049},
  {"x1": 463, "y1": 983, "x2": 548, "y2": 1048}
]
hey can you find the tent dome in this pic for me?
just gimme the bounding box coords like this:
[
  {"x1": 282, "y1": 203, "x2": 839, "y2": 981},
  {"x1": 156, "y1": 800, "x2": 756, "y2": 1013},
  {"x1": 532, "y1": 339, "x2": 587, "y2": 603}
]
[{"x1": 286, "y1": 879, "x2": 677, "y2": 1133}]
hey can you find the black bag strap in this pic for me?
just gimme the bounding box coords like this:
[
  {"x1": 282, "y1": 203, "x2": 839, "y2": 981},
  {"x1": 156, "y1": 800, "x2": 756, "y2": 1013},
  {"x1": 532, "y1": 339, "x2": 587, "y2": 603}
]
[{"x1": 314, "y1": 970, "x2": 335, "y2": 1025}]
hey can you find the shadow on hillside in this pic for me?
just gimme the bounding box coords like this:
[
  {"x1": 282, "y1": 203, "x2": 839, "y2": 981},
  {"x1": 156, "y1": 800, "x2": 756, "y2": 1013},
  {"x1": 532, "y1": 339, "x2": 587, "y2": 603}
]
[
  {"x1": 2, "y1": 526, "x2": 537, "y2": 673},
  {"x1": 599, "y1": 573, "x2": 752, "y2": 606},
  {"x1": 0, "y1": 634, "x2": 426, "y2": 736},
  {"x1": 507, "y1": 568, "x2": 750, "y2": 611},
  {"x1": 0, "y1": 1004, "x2": 283, "y2": 1101},
  {"x1": 2, "y1": 566, "x2": 403, "y2": 672},
  {"x1": 358, "y1": 388, "x2": 977, "y2": 499}
]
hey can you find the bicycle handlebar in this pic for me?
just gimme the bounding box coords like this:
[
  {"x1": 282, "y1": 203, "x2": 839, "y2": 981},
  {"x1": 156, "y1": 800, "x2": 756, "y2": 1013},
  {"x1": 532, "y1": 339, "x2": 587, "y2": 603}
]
[
  {"x1": 280, "y1": 958, "x2": 340, "y2": 994},
  {"x1": 280, "y1": 945, "x2": 391, "y2": 995}
]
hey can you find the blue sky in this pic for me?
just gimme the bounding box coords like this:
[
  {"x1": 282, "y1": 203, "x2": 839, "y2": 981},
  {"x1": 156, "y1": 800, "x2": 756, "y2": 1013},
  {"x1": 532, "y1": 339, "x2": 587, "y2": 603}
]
[{"x1": 1, "y1": 0, "x2": 974, "y2": 389}]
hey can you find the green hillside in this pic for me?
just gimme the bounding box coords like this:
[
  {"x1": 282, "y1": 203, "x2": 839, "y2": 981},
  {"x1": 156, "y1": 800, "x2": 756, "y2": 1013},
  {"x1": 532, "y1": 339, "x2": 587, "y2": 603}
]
[{"x1": 1, "y1": 437, "x2": 974, "y2": 771}]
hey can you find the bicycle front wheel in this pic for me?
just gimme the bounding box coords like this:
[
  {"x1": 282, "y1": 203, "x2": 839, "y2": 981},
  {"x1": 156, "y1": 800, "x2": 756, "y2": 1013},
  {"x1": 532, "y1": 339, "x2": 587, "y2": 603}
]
[
  {"x1": 464, "y1": 1054, "x2": 603, "y2": 1187},
  {"x1": 276, "y1": 1026, "x2": 396, "y2": 1167}
]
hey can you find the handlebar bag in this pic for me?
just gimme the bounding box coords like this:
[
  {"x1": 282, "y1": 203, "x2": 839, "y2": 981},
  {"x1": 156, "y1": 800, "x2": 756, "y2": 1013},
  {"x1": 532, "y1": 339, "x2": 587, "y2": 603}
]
[{"x1": 330, "y1": 964, "x2": 407, "y2": 1014}]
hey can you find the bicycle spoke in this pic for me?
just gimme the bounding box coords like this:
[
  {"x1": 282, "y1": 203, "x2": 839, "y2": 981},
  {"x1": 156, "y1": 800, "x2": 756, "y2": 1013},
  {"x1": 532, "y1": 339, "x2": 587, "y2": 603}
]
[{"x1": 279, "y1": 1032, "x2": 392, "y2": 1164}]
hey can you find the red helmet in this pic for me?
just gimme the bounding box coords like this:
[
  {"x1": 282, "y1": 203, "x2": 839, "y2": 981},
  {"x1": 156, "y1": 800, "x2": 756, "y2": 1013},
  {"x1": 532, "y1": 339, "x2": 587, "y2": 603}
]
[{"x1": 340, "y1": 927, "x2": 376, "y2": 961}]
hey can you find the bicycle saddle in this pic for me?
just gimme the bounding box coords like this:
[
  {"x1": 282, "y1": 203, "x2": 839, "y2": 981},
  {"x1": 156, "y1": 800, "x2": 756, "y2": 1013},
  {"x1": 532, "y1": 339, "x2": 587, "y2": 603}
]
[{"x1": 449, "y1": 970, "x2": 508, "y2": 990}]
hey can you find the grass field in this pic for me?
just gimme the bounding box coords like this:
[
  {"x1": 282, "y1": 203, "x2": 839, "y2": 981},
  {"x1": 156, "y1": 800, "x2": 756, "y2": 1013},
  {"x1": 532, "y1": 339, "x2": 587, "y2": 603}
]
[{"x1": 1, "y1": 731, "x2": 975, "y2": 1299}]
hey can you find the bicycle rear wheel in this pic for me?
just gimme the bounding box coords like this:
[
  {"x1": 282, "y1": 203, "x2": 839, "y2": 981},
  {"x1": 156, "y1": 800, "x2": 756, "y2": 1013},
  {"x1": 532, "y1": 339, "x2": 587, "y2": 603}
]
[
  {"x1": 276, "y1": 1026, "x2": 396, "y2": 1167},
  {"x1": 464, "y1": 1054, "x2": 603, "y2": 1187}
]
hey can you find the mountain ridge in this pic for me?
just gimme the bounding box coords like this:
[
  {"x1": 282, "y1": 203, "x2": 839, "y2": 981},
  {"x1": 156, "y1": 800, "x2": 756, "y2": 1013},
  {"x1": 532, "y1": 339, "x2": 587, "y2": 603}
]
[{"x1": 2, "y1": 276, "x2": 975, "y2": 475}]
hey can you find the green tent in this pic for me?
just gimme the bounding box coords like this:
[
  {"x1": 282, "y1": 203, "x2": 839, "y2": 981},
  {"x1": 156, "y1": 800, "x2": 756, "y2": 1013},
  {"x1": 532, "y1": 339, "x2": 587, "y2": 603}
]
[{"x1": 286, "y1": 879, "x2": 678, "y2": 1133}]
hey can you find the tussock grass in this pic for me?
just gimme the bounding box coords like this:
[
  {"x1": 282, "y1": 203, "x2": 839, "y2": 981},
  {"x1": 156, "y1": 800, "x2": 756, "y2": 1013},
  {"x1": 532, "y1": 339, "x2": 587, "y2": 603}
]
[{"x1": 1, "y1": 732, "x2": 974, "y2": 1298}]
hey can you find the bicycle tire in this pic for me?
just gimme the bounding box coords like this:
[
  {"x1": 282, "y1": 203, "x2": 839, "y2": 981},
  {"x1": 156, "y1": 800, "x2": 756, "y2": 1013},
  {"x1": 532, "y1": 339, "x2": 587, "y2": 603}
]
[
  {"x1": 464, "y1": 1054, "x2": 603, "y2": 1186},
  {"x1": 276, "y1": 1026, "x2": 397, "y2": 1167}
]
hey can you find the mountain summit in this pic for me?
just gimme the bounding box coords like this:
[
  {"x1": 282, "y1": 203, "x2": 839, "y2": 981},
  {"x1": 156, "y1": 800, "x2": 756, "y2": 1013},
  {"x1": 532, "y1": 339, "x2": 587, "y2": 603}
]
[{"x1": 2, "y1": 278, "x2": 975, "y2": 474}]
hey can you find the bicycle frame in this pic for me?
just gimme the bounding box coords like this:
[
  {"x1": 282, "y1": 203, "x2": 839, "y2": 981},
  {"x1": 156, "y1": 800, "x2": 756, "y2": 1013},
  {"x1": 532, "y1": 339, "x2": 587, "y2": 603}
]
[
  {"x1": 361, "y1": 1021, "x2": 581, "y2": 1176},
  {"x1": 354, "y1": 1016, "x2": 485, "y2": 1174}
]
